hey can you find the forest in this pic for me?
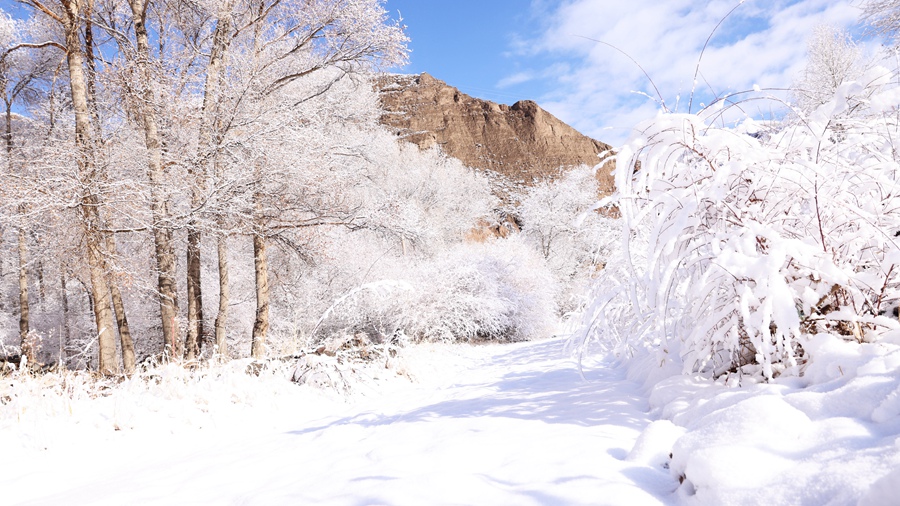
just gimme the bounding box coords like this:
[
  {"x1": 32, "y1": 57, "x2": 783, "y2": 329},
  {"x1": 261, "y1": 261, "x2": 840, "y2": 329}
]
[{"x1": 0, "y1": 0, "x2": 614, "y2": 375}]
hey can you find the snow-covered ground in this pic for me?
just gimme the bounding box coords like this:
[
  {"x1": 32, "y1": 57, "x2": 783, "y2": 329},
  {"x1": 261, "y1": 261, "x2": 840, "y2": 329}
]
[
  {"x1": 4, "y1": 336, "x2": 900, "y2": 505},
  {"x1": 1, "y1": 339, "x2": 673, "y2": 505}
]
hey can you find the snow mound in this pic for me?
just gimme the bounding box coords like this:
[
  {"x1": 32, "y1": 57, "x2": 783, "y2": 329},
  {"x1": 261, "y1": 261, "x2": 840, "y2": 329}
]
[
  {"x1": 621, "y1": 338, "x2": 900, "y2": 504},
  {"x1": 859, "y1": 467, "x2": 900, "y2": 506},
  {"x1": 627, "y1": 419, "x2": 685, "y2": 468}
]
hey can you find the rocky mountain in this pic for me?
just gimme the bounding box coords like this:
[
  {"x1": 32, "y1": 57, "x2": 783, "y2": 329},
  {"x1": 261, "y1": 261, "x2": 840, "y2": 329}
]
[{"x1": 376, "y1": 73, "x2": 615, "y2": 197}]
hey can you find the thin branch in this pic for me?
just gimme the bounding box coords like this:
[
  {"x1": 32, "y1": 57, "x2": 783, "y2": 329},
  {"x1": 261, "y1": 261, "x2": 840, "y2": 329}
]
[
  {"x1": 689, "y1": 1, "x2": 745, "y2": 113},
  {"x1": 573, "y1": 35, "x2": 667, "y2": 111}
]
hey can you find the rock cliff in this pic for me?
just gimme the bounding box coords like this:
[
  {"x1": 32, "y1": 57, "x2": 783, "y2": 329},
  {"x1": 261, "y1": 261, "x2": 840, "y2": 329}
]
[{"x1": 377, "y1": 73, "x2": 615, "y2": 196}]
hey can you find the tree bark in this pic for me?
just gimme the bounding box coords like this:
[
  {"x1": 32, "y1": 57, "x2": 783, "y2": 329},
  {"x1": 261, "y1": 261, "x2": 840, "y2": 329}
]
[
  {"x1": 215, "y1": 235, "x2": 229, "y2": 359},
  {"x1": 6, "y1": 104, "x2": 32, "y2": 365},
  {"x1": 17, "y1": 225, "x2": 33, "y2": 365},
  {"x1": 60, "y1": 268, "x2": 70, "y2": 368},
  {"x1": 106, "y1": 234, "x2": 135, "y2": 374},
  {"x1": 127, "y1": 0, "x2": 182, "y2": 358},
  {"x1": 60, "y1": 0, "x2": 118, "y2": 375},
  {"x1": 185, "y1": 230, "x2": 203, "y2": 360},
  {"x1": 250, "y1": 232, "x2": 269, "y2": 359}
]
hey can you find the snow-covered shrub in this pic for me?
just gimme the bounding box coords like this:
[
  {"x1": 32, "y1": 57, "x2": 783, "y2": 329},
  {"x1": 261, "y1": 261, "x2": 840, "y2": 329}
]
[
  {"x1": 408, "y1": 236, "x2": 558, "y2": 342},
  {"x1": 310, "y1": 278, "x2": 414, "y2": 344},
  {"x1": 308, "y1": 236, "x2": 558, "y2": 344},
  {"x1": 576, "y1": 65, "x2": 900, "y2": 380},
  {"x1": 290, "y1": 328, "x2": 409, "y2": 392},
  {"x1": 517, "y1": 165, "x2": 620, "y2": 313}
]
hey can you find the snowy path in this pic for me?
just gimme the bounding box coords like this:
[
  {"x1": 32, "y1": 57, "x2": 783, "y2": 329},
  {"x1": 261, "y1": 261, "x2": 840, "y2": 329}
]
[{"x1": 7, "y1": 339, "x2": 676, "y2": 505}]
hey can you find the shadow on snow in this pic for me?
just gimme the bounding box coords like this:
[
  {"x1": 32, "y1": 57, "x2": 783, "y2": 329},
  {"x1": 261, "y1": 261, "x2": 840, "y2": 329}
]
[{"x1": 289, "y1": 338, "x2": 651, "y2": 435}]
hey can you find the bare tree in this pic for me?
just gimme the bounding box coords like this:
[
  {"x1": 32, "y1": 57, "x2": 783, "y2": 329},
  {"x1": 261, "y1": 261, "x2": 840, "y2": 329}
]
[
  {"x1": 120, "y1": 0, "x2": 183, "y2": 358},
  {"x1": 21, "y1": 0, "x2": 120, "y2": 374}
]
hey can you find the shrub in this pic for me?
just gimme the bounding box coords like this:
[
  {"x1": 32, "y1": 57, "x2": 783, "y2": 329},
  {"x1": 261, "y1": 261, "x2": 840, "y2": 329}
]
[
  {"x1": 409, "y1": 237, "x2": 558, "y2": 342},
  {"x1": 575, "y1": 66, "x2": 900, "y2": 380},
  {"x1": 311, "y1": 236, "x2": 559, "y2": 345}
]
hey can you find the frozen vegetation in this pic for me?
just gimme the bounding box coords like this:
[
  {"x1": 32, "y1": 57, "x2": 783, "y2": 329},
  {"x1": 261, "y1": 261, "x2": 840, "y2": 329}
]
[{"x1": 3, "y1": 0, "x2": 900, "y2": 505}]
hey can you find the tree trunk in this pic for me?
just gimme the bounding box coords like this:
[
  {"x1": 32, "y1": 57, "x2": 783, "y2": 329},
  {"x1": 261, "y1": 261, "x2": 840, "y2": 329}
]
[
  {"x1": 83, "y1": 0, "x2": 103, "y2": 140},
  {"x1": 17, "y1": 225, "x2": 33, "y2": 365},
  {"x1": 109, "y1": 280, "x2": 135, "y2": 373},
  {"x1": 34, "y1": 249, "x2": 45, "y2": 302},
  {"x1": 185, "y1": 230, "x2": 203, "y2": 360},
  {"x1": 215, "y1": 235, "x2": 229, "y2": 359},
  {"x1": 210, "y1": 3, "x2": 236, "y2": 360},
  {"x1": 250, "y1": 233, "x2": 269, "y2": 359},
  {"x1": 127, "y1": 0, "x2": 182, "y2": 358},
  {"x1": 61, "y1": 0, "x2": 118, "y2": 375},
  {"x1": 81, "y1": 0, "x2": 134, "y2": 373},
  {"x1": 83, "y1": 212, "x2": 117, "y2": 373},
  {"x1": 106, "y1": 234, "x2": 135, "y2": 374},
  {"x1": 27, "y1": 230, "x2": 45, "y2": 303},
  {"x1": 186, "y1": 0, "x2": 237, "y2": 362},
  {"x1": 60, "y1": 269, "x2": 70, "y2": 368},
  {"x1": 7, "y1": 105, "x2": 32, "y2": 365}
]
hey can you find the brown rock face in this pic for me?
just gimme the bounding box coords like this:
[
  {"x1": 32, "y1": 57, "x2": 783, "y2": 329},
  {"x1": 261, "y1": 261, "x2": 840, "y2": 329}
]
[{"x1": 377, "y1": 73, "x2": 615, "y2": 194}]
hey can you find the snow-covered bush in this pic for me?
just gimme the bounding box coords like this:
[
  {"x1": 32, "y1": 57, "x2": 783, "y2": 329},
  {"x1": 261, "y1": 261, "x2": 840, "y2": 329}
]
[
  {"x1": 309, "y1": 278, "x2": 414, "y2": 345},
  {"x1": 576, "y1": 65, "x2": 900, "y2": 380},
  {"x1": 408, "y1": 236, "x2": 558, "y2": 342},
  {"x1": 308, "y1": 236, "x2": 558, "y2": 345}
]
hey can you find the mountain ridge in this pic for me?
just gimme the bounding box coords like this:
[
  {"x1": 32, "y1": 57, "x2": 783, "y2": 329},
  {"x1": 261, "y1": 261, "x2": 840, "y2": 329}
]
[{"x1": 376, "y1": 72, "x2": 615, "y2": 197}]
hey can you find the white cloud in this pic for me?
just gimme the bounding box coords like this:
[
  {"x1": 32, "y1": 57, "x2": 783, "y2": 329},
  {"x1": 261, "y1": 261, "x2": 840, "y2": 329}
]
[
  {"x1": 497, "y1": 71, "x2": 535, "y2": 88},
  {"x1": 495, "y1": 63, "x2": 573, "y2": 89},
  {"x1": 512, "y1": 0, "x2": 873, "y2": 145}
]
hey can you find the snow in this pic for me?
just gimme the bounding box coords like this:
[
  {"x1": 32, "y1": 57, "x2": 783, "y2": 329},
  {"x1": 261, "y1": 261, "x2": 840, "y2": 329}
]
[
  {"x1": 0, "y1": 339, "x2": 673, "y2": 505},
  {"x1": 622, "y1": 335, "x2": 900, "y2": 505},
  {"x1": 4, "y1": 336, "x2": 900, "y2": 504}
]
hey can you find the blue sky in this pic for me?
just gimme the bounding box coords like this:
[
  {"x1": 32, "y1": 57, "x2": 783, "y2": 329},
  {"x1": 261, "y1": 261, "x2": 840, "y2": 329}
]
[
  {"x1": 383, "y1": 0, "x2": 551, "y2": 104},
  {"x1": 0, "y1": 0, "x2": 872, "y2": 146},
  {"x1": 384, "y1": 0, "x2": 873, "y2": 145}
]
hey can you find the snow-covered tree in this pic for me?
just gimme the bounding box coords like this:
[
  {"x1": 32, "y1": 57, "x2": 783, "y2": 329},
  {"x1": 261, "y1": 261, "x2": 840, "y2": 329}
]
[
  {"x1": 793, "y1": 25, "x2": 867, "y2": 114},
  {"x1": 0, "y1": 11, "x2": 58, "y2": 366},
  {"x1": 862, "y1": 0, "x2": 900, "y2": 42},
  {"x1": 516, "y1": 165, "x2": 619, "y2": 313},
  {"x1": 165, "y1": 0, "x2": 409, "y2": 359}
]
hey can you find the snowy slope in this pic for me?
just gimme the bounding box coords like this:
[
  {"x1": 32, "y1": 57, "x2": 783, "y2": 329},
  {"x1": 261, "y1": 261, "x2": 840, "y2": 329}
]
[{"x1": 1, "y1": 339, "x2": 675, "y2": 505}]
